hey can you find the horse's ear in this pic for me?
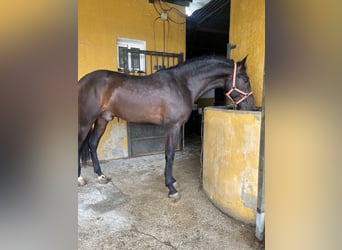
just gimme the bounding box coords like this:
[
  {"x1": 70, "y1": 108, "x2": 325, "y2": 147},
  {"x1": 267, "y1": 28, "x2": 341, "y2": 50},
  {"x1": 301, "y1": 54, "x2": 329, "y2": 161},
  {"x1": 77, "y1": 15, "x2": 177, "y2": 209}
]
[{"x1": 237, "y1": 55, "x2": 248, "y2": 71}]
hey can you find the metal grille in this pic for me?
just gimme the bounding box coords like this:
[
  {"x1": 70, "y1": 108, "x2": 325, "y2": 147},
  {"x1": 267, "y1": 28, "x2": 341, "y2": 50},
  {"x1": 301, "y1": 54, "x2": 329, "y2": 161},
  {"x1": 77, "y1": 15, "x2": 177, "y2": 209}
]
[{"x1": 120, "y1": 47, "x2": 184, "y2": 75}]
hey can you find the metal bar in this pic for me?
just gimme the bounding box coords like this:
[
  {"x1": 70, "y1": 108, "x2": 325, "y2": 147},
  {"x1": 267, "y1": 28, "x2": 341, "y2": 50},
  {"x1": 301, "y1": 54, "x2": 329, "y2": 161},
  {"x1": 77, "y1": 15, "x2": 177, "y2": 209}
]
[
  {"x1": 123, "y1": 47, "x2": 129, "y2": 74},
  {"x1": 179, "y1": 53, "x2": 184, "y2": 63},
  {"x1": 226, "y1": 43, "x2": 236, "y2": 60},
  {"x1": 127, "y1": 48, "x2": 181, "y2": 58},
  {"x1": 124, "y1": 48, "x2": 183, "y2": 74},
  {"x1": 255, "y1": 69, "x2": 265, "y2": 242},
  {"x1": 144, "y1": 53, "x2": 147, "y2": 75},
  {"x1": 131, "y1": 135, "x2": 166, "y2": 141},
  {"x1": 150, "y1": 55, "x2": 153, "y2": 74},
  {"x1": 156, "y1": 55, "x2": 159, "y2": 72},
  {"x1": 197, "y1": 0, "x2": 228, "y2": 25}
]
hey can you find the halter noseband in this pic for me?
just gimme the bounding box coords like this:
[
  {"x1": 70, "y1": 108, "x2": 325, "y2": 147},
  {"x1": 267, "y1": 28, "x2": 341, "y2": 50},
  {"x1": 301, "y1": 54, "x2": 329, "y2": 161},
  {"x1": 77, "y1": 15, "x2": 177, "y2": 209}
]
[{"x1": 225, "y1": 62, "x2": 253, "y2": 105}]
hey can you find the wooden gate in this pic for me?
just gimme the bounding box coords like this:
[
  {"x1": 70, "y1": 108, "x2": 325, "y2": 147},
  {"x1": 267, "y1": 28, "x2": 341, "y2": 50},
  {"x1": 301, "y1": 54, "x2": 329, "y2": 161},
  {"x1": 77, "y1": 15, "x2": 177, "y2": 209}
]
[{"x1": 121, "y1": 48, "x2": 184, "y2": 157}]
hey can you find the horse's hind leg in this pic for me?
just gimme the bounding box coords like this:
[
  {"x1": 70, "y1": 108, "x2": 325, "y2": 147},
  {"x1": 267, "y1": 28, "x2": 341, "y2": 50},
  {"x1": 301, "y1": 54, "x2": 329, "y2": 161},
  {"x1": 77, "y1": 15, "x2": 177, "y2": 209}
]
[
  {"x1": 88, "y1": 118, "x2": 110, "y2": 184},
  {"x1": 78, "y1": 123, "x2": 92, "y2": 186}
]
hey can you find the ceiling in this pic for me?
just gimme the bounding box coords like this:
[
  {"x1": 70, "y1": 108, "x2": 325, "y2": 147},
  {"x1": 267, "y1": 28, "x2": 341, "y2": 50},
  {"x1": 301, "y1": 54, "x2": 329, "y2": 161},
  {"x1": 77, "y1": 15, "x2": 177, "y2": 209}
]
[
  {"x1": 186, "y1": 0, "x2": 230, "y2": 58},
  {"x1": 187, "y1": 0, "x2": 230, "y2": 35},
  {"x1": 149, "y1": 1, "x2": 230, "y2": 57},
  {"x1": 149, "y1": 0, "x2": 230, "y2": 34},
  {"x1": 186, "y1": 0, "x2": 211, "y2": 15}
]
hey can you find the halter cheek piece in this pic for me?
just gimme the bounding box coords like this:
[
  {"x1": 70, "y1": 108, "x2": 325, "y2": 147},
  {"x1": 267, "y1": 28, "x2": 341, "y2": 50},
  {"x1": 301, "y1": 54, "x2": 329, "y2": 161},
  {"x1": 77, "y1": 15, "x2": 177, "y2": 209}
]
[{"x1": 225, "y1": 62, "x2": 253, "y2": 105}]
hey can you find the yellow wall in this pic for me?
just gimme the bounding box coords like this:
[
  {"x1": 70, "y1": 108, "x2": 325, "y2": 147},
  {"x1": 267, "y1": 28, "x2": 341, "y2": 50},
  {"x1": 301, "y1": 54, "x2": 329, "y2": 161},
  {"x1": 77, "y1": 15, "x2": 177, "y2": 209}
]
[
  {"x1": 229, "y1": 0, "x2": 265, "y2": 107},
  {"x1": 78, "y1": 0, "x2": 186, "y2": 77},
  {"x1": 78, "y1": 0, "x2": 186, "y2": 159}
]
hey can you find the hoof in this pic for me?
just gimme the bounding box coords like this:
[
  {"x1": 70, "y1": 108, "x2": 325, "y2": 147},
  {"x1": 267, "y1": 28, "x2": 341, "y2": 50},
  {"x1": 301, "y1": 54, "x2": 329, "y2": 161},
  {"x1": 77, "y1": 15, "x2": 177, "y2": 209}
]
[
  {"x1": 78, "y1": 176, "x2": 86, "y2": 186},
  {"x1": 168, "y1": 192, "x2": 181, "y2": 200},
  {"x1": 97, "y1": 174, "x2": 110, "y2": 184}
]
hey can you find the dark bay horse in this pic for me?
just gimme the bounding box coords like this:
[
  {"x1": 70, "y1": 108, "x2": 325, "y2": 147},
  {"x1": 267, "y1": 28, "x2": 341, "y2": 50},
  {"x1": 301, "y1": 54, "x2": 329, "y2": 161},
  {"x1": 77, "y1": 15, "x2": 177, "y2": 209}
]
[{"x1": 78, "y1": 56, "x2": 254, "y2": 199}]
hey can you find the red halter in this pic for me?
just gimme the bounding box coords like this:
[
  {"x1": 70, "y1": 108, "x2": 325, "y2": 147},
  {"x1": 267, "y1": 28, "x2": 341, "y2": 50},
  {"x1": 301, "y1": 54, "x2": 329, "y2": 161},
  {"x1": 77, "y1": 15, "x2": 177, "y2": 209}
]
[{"x1": 225, "y1": 62, "x2": 253, "y2": 105}]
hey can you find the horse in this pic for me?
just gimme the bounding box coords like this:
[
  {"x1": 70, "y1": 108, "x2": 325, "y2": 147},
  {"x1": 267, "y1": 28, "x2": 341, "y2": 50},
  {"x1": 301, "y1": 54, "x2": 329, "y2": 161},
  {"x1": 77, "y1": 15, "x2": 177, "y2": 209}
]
[{"x1": 78, "y1": 55, "x2": 254, "y2": 199}]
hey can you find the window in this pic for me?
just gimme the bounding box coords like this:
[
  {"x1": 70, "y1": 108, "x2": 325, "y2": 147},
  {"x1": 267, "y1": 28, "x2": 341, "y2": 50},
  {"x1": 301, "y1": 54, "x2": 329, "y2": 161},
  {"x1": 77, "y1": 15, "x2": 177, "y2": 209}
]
[{"x1": 117, "y1": 38, "x2": 146, "y2": 73}]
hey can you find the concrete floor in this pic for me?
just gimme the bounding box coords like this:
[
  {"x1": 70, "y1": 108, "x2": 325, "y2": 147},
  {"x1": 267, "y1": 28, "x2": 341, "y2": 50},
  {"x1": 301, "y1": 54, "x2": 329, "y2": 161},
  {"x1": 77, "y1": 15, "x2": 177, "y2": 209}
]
[{"x1": 78, "y1": 135, "x2": 264, "y2": 250}]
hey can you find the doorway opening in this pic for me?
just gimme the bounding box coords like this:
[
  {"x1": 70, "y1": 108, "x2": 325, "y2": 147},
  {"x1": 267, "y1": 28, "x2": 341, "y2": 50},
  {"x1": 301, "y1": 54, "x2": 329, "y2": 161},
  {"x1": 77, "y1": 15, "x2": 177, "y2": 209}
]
[{"x1": 185, "y1": 0, "x2": 231, "y2": 137}]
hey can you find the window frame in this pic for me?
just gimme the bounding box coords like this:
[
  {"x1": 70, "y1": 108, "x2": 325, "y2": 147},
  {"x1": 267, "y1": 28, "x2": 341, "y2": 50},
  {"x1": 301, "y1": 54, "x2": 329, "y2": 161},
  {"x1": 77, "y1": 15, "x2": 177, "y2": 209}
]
[{"x1": 116, "y1": 38, "x2": 146, "y2": 73}]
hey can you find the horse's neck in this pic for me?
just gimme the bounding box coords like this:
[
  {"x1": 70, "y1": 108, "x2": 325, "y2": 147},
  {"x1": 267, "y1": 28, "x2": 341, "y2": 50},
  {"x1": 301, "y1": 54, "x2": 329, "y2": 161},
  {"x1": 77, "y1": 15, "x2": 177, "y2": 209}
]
[
  {"x1": 193, "y1": 78, "x2": 225, "y2": 102},
  {"x1": 180, "y1": 62, "x2": 231, "y2": 103}
]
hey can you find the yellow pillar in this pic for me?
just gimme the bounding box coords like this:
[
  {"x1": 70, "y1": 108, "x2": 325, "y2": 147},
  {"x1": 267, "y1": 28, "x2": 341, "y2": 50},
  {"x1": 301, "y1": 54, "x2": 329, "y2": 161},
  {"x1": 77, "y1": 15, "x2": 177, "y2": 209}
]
[
  {"x1": 203, "y1": 107, "x2": 261, "y2": 225},
  {"x1": 229, "y1": 0, "x2": 265, "y2": 108}
]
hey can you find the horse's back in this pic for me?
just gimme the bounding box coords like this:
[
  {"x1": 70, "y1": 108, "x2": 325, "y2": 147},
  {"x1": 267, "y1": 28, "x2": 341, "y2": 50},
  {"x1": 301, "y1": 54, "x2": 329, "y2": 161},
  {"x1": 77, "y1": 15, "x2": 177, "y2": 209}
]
[
  {"x1": 78, "y1": 69, "x2": 191, "y2": 125},
  {"x1": 78, "y1": 70, "x2": 126, "y2": 106}
]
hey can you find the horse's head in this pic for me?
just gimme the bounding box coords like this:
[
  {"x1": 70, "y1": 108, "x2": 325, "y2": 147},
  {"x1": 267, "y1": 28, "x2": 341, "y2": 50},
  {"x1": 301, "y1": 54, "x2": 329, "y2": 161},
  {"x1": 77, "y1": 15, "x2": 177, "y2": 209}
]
[{"x1": 225, "y1": 56, "x2": 254, "y2": 110}]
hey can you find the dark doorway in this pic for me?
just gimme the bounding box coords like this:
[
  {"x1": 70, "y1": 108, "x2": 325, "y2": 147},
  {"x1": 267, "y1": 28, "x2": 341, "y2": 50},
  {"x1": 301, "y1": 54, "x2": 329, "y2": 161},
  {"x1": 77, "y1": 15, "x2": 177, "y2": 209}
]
[{"x1": 185, "y1": 0, "x2": 231, "y2": 136}]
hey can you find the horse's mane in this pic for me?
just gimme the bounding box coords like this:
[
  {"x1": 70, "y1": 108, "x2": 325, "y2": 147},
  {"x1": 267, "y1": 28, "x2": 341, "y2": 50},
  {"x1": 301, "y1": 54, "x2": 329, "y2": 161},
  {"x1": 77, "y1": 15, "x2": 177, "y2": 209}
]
[
  {"x1": 183, "y1": 55, "x2": 233, "y2": 65},
  {"x1": 159, "y1": 55, "x2": 234, "y2": 72}
]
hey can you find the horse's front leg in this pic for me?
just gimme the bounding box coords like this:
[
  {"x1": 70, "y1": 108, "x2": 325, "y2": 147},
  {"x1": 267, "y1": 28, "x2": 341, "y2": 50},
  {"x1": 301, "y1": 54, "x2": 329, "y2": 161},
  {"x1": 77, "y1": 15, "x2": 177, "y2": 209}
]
[
  {"x1": 88, "y1": 118, "x2": 110, "y2": 184},
  {"x1": 164, "y1": 124, "x2": 181, "y2": 199}
]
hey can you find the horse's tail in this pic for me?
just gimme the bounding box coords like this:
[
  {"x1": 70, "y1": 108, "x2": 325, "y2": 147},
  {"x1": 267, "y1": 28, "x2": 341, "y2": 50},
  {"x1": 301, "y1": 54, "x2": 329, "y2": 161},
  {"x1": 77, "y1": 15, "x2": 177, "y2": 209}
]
[{"x1": 80, "y1": 133, "x2": 91, "y2": 165}]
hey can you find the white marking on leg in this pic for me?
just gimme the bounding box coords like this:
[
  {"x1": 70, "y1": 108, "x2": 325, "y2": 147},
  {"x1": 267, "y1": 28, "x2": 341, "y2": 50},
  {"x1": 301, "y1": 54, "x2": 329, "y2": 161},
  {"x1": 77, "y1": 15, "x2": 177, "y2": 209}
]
[
  {"x1": 168, "y1": 192, "x2": 181, "y2": 200},
  {"x1": 78, "y1": 176, "x2": 86, "y2": 186},
  {"x1": 97, "y1": 174, "x2": 109, "y2": 184}
]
